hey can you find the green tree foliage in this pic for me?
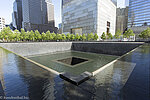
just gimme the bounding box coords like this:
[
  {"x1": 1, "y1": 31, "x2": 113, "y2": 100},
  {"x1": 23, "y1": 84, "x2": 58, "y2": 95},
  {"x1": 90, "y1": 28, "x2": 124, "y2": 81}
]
[
  {"x1": 20, "y1": 28, "x2": 26, "y2": 41},
  {"x1": 70, "y1": 34, "x2": 75, "y2": 41},
  {"x1": 35, "y1": 30, "x2": 41, "y2": 41},
  {"x1": 46, "y1": 31, "x2": 53, "y2": 41},
  {"x1": 66, "y1": 33, "x2": 71, "y2": 41},
  {"x1": 52, "y1": 32, "x2": 56, "y2": 41},
  {"x1": 107, "y1": 33, "x2": 113, "y2": 39},
  {"x1": 114, "y1": 30, "x2": 121, "y2": 39},
  {"x1": 42, "y1": 32, "x2": 47, "y2": 41},
  {"x1": 101, "y1": 32, "x2": 106, "y2": 40},
  {"x1": 87, "y1": 33, "x2": 94, "y2": 41},
  {"x1": 81, "y1": 34, "x2": 86, "y2": 41},
  {"x1": 75, "y1": 33, "x2": 80, "y2": 41},
  {"x1": 94, "y1": 33, "x2": 98, "y2": 40},
  {"x1": 29, "y1": 30, "x2": 35, "y2": 41},
  {"x1": 139, "y1": 28, "x2": 150, "y2": 39},
  {"x1": 56, "y1": 34, "x2": 62, "y2": 41},
  {"x1": 62, "y1": 33, "x2": 66, "y2": 41},
  {"x1": 14, "y1": 29, "x2": 21, "y2": 41},
  {"x1": 0, "y1": 27, "x2": 104, "y2": 42},
  {"x1": 0, "y1": 27, "x2": 13, "y2": 42},
  {"x1": 123, "y1": 29, "x2": 135, "y2": 39}
]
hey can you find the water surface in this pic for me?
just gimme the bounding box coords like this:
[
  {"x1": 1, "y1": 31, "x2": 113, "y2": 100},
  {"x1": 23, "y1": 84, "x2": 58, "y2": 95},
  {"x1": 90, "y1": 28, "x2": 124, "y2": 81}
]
[{"x1": 0, "y1": 44, "x2": 149, "y2": 100}]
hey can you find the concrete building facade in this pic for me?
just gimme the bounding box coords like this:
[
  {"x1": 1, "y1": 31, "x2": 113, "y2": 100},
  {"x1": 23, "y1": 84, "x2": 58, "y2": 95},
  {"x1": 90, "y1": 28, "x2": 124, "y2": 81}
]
[
  {"x1": 0, "y1": 17, "x2": 5, "y2": 32},
  {"x1": 116, "y1": 7, "x2": 128, "y2": 33},
  {"x1": 62, "y1": 0, "x2": 116, "y2": 38},
  {"x1": 21, "y1": 0, "x2": 57, "y2": 33}
]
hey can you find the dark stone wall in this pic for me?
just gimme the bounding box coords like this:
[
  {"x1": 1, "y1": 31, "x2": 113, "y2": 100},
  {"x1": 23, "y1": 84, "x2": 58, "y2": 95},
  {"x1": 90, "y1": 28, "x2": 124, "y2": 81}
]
[
  {"x1": 71, "y1": 42, "x2": 144, "y2": 56},
  {"x1": 0, "y1": 42, "x2": 144, "y2": 57}
]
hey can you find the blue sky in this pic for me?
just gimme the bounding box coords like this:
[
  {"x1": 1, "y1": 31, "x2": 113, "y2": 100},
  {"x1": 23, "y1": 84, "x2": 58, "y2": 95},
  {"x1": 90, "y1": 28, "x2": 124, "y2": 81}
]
[{"x1": 0, "y1": 0, "x2": 128, "y2": 27}]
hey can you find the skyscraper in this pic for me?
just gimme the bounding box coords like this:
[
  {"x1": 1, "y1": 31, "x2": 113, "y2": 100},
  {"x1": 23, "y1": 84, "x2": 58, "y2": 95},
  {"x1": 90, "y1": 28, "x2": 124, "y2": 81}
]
[
  {"x1": 12, "y1": 0, "x2": 57, "y2": 33},
  {"x1": 62, "y1": 0, "x2": 116, "y2": 38},
  {"x1": 128, "y1": 0, "x2": 150, "y2": 34},
  {"x1": 12, "y1": 0, "x2": 23, "y2": 30}
]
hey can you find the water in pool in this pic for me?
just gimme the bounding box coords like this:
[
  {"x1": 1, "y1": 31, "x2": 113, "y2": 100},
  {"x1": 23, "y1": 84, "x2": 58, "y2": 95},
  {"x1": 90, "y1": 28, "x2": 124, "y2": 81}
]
[
  {"x1": 27, "y1": 51, "x2": 118, "y2": 75},
  {"x1": 0, "y1": 44, "x2": 149, "y2": 100}
]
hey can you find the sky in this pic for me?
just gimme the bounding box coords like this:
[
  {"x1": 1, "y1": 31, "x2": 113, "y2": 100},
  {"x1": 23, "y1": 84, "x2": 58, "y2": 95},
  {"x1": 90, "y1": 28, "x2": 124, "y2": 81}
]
[{"x1": 0, "y1": 0, "x2": 128, "y2": 27}]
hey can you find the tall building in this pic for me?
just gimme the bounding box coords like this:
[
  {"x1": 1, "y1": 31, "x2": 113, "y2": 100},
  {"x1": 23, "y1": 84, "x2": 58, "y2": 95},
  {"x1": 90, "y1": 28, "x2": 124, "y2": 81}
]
[
  {"x1": 62, "y1": 0, "x2": 116, "y2": 38},
  {"x1": 12, "y1": 0, "x2": 23, "y2": 30},
  {"x1": 0, "y1": 17, "x2": 5, "y2": 32},
  {"x1": 128, "y1": 0, "x2": 150, "y2": 34},
  {"x1": 116, "y1": 7, "x2": 128, "y2": 33},
  {"x1": 12, "y1": 0, "x2": 57, "y2": 33}
]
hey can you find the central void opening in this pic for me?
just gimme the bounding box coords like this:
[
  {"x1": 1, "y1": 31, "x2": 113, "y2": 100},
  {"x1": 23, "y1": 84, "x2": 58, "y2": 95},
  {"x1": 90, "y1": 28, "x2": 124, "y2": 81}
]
[{"x1": 57, "y1": 57, "x2": 88, "y2": 66}]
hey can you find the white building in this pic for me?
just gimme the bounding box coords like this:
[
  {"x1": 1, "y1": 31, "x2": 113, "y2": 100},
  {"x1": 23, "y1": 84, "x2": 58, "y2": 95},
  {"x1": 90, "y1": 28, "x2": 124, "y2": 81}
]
[
  {"x1": 62, "y1": 0, "x2": 116, "y2": 38},
  {"x1": 0, "y1": 17, "x2": 5, "y2": 32}
]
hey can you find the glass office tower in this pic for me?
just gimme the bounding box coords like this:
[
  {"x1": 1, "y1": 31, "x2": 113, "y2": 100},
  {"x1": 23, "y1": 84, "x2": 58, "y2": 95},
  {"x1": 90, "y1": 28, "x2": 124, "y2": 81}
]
[
  {"x1": 12, "y1": 0, "x2": 23, "y2": 30},
  {"x1": 128, "y1": 0, "x2": 150, "y2": 27}
]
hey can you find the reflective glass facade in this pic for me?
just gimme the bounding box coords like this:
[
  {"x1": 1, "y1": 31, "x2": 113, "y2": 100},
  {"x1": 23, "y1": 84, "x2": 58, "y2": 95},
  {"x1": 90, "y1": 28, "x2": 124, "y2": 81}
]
[{"x1": 128, "y1": 0, "x2": 150, "y2": 27}]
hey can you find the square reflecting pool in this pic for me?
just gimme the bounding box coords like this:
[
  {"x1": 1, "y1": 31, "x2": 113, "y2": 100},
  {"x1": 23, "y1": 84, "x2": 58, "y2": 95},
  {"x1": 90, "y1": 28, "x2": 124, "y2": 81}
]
[{"x1": 28, "y1": 51, "x2": 118, "y2": 75}]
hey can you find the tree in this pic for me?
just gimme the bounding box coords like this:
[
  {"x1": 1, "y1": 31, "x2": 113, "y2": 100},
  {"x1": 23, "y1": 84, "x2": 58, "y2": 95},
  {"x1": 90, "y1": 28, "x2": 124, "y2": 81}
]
[
  {"x1": 62, "y1": 33, "x2": 66, "y2": 41},
  {"x1": 75, "y1": 33, "x2": 80, "y2": 41},
  {"x1": 114, "y1": 30, "x2": 121, "y2": 39},
  {"x1": 81, "y1": 34, "x2": 86, "y2": 41},
  {"x1": 52, "y1": 32, "x2": 57, "y2": 41},
  {"x1": 42, "y1": 32, "x2": 46, "y2": 41},
  {"x1": 101, "y1": 32, "x2": 106, "y2": 40},
  {"x1": 70, "y1": 34, "x2": 75, "y2": 41},
  {"x1": 94, "y1": 33, "x2": 98, "y2": 40},
  {"x1": 107, "y1": 33, "x2": 113, "y2": 39},
  {"x1": 20, "y1": 28, "x2": 26, "y2": 41},
  {"x1": 29, "y1": 30, "x2": 35, "y2": 41},
  {"x1": 66, "y1": 33, "x2": 71, "y2": 41},
  {"x1": 35, "y1": 30, "x2": 41, "y2": 41},
  {"x1": 56, "y1": 34, "x2": 62, "y2": 41},
  {"x1": 139, "y1": 28, "x2": 150, "y2": 39},
  {"x1": 14, "y1": 29, "x2": 21, "y2": 41},
  {"x1": 1, "y1": 27, "x2": 13, "y2": 42},
  {"x1": 87, "y1": 33, "x2": 94, "y2": 41},
  {"x1": 123, "y1": 29, "x2": 135, "y2": 39},
  {"x1": 46, "y1": 31, "x2": 52, "y2": 41}
]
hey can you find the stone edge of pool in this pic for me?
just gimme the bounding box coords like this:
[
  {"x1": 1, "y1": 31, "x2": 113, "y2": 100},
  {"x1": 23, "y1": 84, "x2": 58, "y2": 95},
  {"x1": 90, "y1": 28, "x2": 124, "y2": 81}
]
[{"x1": 0, "y1": 42, "x2": 145, "y2": 85}]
